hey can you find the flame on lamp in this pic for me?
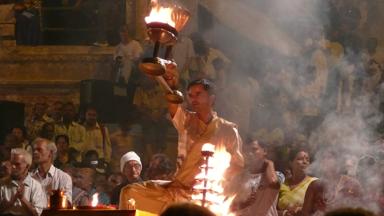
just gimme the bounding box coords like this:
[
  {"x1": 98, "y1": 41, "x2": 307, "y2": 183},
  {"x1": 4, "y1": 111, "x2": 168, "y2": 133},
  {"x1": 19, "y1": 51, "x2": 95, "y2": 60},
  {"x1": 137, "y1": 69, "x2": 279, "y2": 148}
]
[
  {"x1": 145, "y1": 0, "x2": 190, "y2": 31},
  {"x1": 60, "y1": 193, "x2": 67, "y2": 209},
  {"x1": 145, "y1": 3, "x2": 175, "y2": 27},
  {"x1": 91, "y1": 193, "x2": 99, "y2": 207},
  {"x1": 192, "y1": 144, "x2": 235, "y2": 216},
  {"x1": 202, "y1": 143, "x2": 215, "y2": 153}
]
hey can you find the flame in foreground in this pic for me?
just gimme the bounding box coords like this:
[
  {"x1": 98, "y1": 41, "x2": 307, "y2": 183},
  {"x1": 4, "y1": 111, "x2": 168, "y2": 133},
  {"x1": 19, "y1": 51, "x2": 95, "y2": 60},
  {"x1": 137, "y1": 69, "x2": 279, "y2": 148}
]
[
  {"x1": 145, "y1": 3, "x2": 176, "y2": 27},
  {"x1": 192, "y1": 144, "x2": 235, "y2": 216},
  {"x1": 91, "y1": 193, "x2": 99, "y2": 207},
  {"x1": 61, "y1": 193, "x2": 67, "y2": 209}
]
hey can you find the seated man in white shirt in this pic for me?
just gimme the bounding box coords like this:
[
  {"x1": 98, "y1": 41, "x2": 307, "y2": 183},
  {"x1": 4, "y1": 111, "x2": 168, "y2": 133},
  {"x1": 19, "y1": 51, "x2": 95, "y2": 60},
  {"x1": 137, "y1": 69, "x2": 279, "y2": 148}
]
[
  {"x1": 0, "y1": 148, "x2": 47, "y2": 216},
  {"x1": 31, "y1": 138, "x2": 72, "y2": 204}
]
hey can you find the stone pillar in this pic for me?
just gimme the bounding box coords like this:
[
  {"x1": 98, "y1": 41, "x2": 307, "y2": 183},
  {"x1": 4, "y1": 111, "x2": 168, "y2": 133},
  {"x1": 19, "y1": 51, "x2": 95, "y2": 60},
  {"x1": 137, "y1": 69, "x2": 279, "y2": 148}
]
[{"x1": 135, "y1": 0, "x2": 149, "y2": 40}]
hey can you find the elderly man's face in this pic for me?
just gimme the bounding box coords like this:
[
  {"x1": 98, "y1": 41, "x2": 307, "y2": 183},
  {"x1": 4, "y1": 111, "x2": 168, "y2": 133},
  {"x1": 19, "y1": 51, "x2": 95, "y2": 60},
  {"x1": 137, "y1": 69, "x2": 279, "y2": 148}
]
[
  {"x1": 10, "y1": 154, "x2": 29, "y2": 181},
  {"x1": 33, "y1": 141, "x2": 52, "y2": 164},
  {"x1": 123, "y1": 160, "x2": 142, "y2": 182}
]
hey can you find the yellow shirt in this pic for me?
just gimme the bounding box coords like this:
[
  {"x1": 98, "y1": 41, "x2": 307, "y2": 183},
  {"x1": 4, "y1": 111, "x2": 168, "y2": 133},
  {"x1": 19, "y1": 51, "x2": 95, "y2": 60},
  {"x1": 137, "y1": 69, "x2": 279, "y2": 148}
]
[
  {"x1": 278, "y1": 176, "x2": 318, "y2": 210},
  {"x1": 83, "y1": 123, "x2": 112, "y2": 161},
  {"x1": 54, "y1": 122, "x2": 86, "y2": 152}
]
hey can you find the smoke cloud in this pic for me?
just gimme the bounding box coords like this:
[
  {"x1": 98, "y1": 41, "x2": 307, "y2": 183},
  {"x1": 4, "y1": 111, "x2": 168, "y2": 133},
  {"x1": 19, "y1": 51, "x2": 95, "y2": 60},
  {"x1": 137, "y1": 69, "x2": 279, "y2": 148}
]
[{"x1": 193, "y1": 0, "x2": 384, "y2": 214}]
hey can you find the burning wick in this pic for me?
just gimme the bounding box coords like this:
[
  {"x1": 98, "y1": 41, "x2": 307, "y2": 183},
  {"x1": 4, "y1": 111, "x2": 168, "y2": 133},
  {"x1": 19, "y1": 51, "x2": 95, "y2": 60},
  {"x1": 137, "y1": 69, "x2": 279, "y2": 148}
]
[
  {"x1": 127, "y1": 198, "x2": 136, "y2": 210},
  {"x1": 91, "y1": 193, "x2": 99, "y2": 207}
]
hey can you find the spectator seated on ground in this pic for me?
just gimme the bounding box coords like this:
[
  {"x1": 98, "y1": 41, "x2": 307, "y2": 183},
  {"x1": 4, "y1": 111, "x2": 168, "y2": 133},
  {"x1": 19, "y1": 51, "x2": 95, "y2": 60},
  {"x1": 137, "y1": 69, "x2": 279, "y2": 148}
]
[
  {"x1": 107, "y1": 172, "x2": 124, "y2": 190},
  {"x1": 81, "y1": 150, "x2": 109, "y2": 174},
  {"x1": 73, "y1": 165, "x2": 110, "y2": 205},
  {"x1": 110, "y1": 151, "x2": 142, "y2": 205},
  {"x1": 54, "y1": 102, "x2": 86, "y2": 153},
  {"x1": 10, "y1": 126, "x2": 30, "y2": 152},
  {"x1": 62, "y1": 165, "x2": 90, "y2": 207},
  {"x1": 54, "y1": 134, "x2": 70, "y2": 169},
  {"x1": 83, "y1": 106, "x2": 112, "y2": 163},
  {"x1": 0, "y1": 148, "x2": 47, "y2": 216},
  {"x1": 31, "y1": 138, "x2": 72, "y2": 204}
]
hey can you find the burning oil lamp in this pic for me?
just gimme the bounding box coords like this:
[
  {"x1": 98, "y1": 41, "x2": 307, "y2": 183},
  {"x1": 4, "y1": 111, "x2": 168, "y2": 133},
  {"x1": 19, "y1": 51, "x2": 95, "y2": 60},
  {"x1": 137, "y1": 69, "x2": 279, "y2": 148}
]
[
  {"x1": 192, "y1": 144, "x2": 235, "y2": 216},
  {"x1": 139, "y1": 0, "x2": 190, "y2": 104},
  {"x1": 199, "y1": 143, "x2": 215, "y2": 207},
  {"x1": 91, "y1": 193, "x2": 99, "y2": 208},
  {"x1": 49, "y1": 189, "x2": 68, "y2": 210}
]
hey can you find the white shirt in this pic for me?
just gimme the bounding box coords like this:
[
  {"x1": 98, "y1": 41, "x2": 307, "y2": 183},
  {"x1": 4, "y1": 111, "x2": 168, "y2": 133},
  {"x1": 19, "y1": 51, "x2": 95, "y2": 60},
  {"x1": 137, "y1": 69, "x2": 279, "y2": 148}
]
[
  {"x1": 114, "y1": 40, "x2": 143, "y2": 83},
  {"x1": 31, "y1": 165, "x2": 72, "y2": 204},
  {"x1": 0, "y1": 174, "x2": 47, "y2": 216}
]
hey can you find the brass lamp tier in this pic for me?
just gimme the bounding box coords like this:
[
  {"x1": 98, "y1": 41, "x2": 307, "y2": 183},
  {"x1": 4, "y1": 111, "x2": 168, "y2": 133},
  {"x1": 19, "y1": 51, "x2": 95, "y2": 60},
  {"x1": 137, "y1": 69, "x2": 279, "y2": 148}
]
[{"x1": 139, "y1": 57, "x2": 167, "y2": 76}]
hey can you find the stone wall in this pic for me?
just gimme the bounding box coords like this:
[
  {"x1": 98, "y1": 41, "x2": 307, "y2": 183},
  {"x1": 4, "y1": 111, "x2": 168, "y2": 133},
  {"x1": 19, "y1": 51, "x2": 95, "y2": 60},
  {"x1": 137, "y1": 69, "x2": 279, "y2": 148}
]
[{"x1": 0, "y1": 45, "x2": 115, "y2": 116}]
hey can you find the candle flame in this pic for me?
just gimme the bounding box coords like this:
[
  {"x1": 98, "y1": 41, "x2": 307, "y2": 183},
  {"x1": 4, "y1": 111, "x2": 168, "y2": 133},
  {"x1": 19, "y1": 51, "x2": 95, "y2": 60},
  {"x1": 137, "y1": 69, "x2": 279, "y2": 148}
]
[
  {"x1": 91, "y1": 193, "x2": 99, "y2": 207},
  {"x1": 61, "y1": 194, "x2": 67, "y2": 209},
  {"x1": 202, "y1": 143, "x2": 215, "y2": 153}
]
